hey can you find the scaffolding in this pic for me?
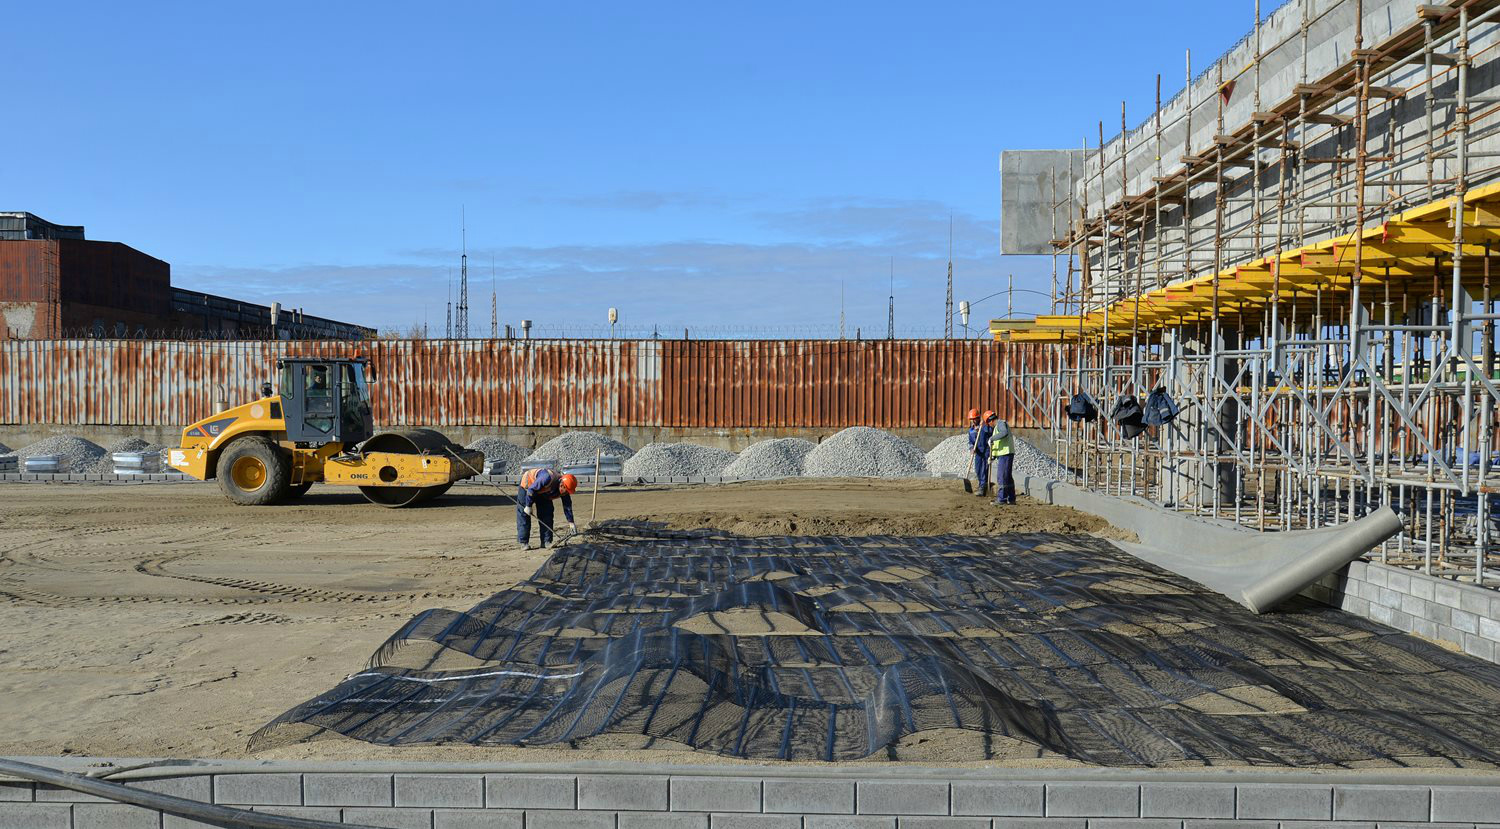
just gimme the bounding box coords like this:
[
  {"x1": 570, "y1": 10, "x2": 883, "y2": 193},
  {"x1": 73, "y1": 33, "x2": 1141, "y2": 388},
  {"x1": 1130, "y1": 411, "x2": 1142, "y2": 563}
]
[{"x1": 1004, "y1": 0, "x2": 1500, "y2": 588}]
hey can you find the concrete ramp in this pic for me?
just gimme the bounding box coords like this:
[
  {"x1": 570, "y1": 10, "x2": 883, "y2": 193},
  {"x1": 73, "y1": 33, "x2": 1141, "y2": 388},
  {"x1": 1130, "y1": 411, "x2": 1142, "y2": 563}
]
[{"x1": 1021, "y1": 476, "x2": 1404, "y2": 613}]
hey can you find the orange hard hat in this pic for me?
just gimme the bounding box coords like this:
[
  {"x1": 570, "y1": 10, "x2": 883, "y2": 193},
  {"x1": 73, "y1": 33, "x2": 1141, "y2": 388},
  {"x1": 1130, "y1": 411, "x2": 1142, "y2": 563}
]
[
  {"x1": 983, "y1": 410, "x2": 997, "y2": 422},
  {"x1": 967, "y1": 408, "x2": 979, "y2": 420},
  {"x1": 560, "y1": 473, "x2": 579, "y2": 495}
]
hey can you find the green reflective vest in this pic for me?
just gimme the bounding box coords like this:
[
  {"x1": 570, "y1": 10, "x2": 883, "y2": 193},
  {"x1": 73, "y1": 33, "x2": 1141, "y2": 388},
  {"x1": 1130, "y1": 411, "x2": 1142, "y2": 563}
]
[{"x1": 989, "y1": 434, "x2": 1013, "y2": 457}]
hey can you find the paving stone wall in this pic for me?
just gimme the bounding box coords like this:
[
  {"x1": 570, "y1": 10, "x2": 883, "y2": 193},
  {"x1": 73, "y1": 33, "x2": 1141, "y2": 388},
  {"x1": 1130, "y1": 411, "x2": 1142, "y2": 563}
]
[
  {"x1": 4, "y1": 769, "x2": 1500, "y2": 828},
  {"x1": 1302, "y1": 559, "x2": 1500, "y2": 664}
]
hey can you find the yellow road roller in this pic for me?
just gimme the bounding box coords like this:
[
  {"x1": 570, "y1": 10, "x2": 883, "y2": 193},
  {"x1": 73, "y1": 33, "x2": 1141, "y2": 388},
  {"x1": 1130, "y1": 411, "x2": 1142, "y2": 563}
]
[{"x1": 167, "y1": 357, "x2": 484, "y2": 506}]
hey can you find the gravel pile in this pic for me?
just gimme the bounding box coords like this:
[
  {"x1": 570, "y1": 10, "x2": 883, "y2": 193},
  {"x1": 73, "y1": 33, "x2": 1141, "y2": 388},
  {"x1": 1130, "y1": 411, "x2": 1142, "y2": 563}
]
[
  {"x1": 526, "y1": 431, "x2": 635, "y2": 467},
  {"x1": 803, "y1": 427, "x2": 929, "y2": 478},
  {"x1": 466, "y1": 436, "x2": 529, "y2": 474},
  {"x1": 1013, "y1": 437, "x2": 1068, "y2": 482},
  {"x1": 623, "y1": 442, "x2": 737, "y2": 479},
  {"x1": 925, "y1": 434, "x2": 978, "y2": 476},
  {"x1": 722, "y1": 438, "x2": 816, "y2": 480},
  {"x1": 6, "y1": 435, "x2": 108, "y2": 472}
]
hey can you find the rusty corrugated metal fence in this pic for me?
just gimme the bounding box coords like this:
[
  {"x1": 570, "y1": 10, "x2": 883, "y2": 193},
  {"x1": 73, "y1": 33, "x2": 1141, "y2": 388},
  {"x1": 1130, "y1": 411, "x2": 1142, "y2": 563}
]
[{"x1": 0, "y1": 339, "x2": 1052, "y2": 429}]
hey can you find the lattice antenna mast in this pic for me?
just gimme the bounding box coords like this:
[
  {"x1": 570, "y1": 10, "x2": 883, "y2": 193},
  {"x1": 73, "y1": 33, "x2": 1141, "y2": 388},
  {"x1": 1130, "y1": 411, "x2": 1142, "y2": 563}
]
[
  {"x1": 944, "y1": 213, "x2": 954, "y2": 339},
  {"x1": 490, "y1": 256, "x2": 498, "y2": 339},
  {"x1": 839, "y1": 280, "x2": 846, "y2": 340},
  {"x1": 445, "y1": 268, "x2": 453, "y2": 339},
  {"x1": 887, "y1": 258, "x2": 895, "y2": 340},
  {"x1": 457, "y1": 207, "x2": 469, "y2": 339}
]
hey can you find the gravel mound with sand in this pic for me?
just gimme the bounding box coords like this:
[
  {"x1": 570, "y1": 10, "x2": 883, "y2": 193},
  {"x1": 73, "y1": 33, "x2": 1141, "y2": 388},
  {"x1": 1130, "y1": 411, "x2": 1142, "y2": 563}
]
[
  {"x1": 722, "y1": 437, "x2": 816, "y2": 479},
  {"x1": 466, "y1": 436, "x2": 529, "y2": 474},
  {"x1": 622, "y1": 442, "x2": 736, "y2": 479},
  {"x1": 6, "y1": 435, "x2": 108, "y2": 472},
  {"x1": 925, "y1": 434, "x2": 976, "y2": 476},
  {"x1": 526, "y1": 431, "x2": 634, "y2": 467},
  {"x1": 802, "y1": 427, "x2": 929, "y2": 478}
]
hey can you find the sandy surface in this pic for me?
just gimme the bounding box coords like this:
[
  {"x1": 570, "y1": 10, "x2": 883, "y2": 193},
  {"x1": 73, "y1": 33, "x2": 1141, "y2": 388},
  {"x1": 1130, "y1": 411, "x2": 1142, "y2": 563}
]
[{"x1": 0, "y1": 477, "x2": 1117, "y2": 764}]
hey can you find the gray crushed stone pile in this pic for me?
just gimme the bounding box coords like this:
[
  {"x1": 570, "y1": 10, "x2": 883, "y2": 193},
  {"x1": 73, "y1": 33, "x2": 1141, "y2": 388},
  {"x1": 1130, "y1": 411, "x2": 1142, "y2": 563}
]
[
  {"x1": 722, "y1": 438, "x2": 816, "y2": 480},
  {"x1": 526, "y1": 431, "x2": 635, "y2": 467},
  {"x1": 1013, "y1": 437, "x2": 1068, "y2": 482},
  {"x1": 925, "y1": 434, "x2": 977, "y2": 476},
  {"x1": 7, "y1": 436, "x2": 108, "y2": 473},
  {"x1": 622, "y1": 443, "x2": 737, "y2": 479},
  {"x1": 802, "y1": 427, "x2": 929, "y2": 478},
  {"x1": 466, "y1": 436, "x2": 529, "y2": 474}
]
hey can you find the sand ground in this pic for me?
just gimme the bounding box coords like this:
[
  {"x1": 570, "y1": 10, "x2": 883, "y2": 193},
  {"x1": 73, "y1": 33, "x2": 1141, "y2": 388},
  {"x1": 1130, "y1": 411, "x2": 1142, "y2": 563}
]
[{"x1": 0, "y1": 478, "x2": 1114, "y2": 765}]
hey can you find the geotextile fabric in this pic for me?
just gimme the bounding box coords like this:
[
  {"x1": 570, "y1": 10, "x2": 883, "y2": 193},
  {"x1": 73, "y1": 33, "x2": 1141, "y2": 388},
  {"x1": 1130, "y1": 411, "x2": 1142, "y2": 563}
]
[{"x1": 253, "y1": 525, "x2": 1500, "y2": 766}]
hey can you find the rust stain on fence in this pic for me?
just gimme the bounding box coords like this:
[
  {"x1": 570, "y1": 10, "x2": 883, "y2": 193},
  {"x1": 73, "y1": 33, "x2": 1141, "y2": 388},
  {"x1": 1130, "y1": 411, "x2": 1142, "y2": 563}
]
[{"x1": 0, "y1": 339, "x2": 1047, "y2": 429}]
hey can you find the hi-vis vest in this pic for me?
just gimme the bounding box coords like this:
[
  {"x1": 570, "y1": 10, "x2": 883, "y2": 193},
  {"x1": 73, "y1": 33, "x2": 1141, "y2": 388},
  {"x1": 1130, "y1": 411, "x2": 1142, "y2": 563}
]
[{"x1": 989, "y1": 434, "x2": 1013, "y2": 457}]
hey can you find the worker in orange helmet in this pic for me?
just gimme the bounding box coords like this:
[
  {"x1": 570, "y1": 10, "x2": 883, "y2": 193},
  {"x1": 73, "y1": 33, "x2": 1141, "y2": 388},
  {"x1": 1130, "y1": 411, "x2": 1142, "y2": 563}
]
[
  {"x1": 967, "y1": 408, "x2": 994, "y2": 497},
  {"x1": 516, "y1": 467, "x2": 578, "y2": 549}
]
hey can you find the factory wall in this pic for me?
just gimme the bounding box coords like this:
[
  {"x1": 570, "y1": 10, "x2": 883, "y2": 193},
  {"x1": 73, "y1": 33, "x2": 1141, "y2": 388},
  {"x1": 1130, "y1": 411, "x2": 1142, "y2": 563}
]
[{"x1": 0, "y1": 338, "x2": 1050, "y2": 432}]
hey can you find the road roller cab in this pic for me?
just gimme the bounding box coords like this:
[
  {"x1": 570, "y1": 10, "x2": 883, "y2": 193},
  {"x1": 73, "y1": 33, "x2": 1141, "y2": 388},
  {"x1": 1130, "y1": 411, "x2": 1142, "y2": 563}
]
[{"x1": 167, "y1": 358, "x2": 483, "y2": 507}]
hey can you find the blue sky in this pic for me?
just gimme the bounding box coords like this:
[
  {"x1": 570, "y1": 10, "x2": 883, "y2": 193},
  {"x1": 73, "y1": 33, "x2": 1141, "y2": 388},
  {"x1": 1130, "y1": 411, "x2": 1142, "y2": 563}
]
[{"x1": 8, "y1": 2, "x2": 1273, "y2": 336}]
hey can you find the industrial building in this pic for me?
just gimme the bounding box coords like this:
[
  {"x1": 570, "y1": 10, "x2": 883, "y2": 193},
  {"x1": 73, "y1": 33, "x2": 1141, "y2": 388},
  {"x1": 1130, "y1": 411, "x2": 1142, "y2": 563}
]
[
  {"x1": 997, "y1": 0, "x2": 1500, "y2": 586},
  {"x1": 0, "y1": 212, "x2": 373, "y2": 340}
]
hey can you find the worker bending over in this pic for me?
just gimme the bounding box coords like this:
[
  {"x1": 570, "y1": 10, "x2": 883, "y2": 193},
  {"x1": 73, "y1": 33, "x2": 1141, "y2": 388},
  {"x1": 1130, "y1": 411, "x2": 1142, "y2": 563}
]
[
  {"x1": 967, "y1": 409, "x2": 995, "y2": 497},
  {"x1": 516, "y1": 467, "x2": 578, "y2": 548},
  {"x1": 990, "y1": 419, "x2": 1016, "y2": 505}
]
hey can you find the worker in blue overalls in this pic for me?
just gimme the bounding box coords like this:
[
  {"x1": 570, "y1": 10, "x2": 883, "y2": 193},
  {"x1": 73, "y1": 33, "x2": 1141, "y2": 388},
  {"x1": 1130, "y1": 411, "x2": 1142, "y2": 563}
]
[
  {"x1": 990, "y1": 418, "x2": 1016, "y2": 505},
  {"x1": 516, "y1": 467, "x2": 579, "y2": 548},
  {"x1": 967, "y1": 408, "x2": 994, "y2": 497}
]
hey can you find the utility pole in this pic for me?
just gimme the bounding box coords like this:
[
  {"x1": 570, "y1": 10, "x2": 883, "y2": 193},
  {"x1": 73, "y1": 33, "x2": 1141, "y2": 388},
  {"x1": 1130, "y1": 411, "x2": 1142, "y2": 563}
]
[
  {"x1": 944, "y1": 214, "x2": 954, "y2": 339},
  {"x1": 457, "y1": 208, "x2": 469, "y2": 339},
  {"x1": 887, "y1": 258, "x2": 895, "y2": 340}
]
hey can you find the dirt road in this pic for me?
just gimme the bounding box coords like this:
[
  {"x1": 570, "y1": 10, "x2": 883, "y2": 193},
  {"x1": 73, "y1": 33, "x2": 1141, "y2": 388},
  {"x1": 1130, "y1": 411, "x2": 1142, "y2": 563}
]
[{"x1": 0, "y1": 478, "x2": 1110, "y2": 763}]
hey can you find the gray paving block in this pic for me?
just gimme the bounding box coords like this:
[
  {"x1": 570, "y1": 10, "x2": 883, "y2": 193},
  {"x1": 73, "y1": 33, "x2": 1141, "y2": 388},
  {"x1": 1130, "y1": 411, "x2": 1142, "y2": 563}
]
[
  {"x1": 1378, "y1": 823, "x2": 1483, "y2": 829},
  {"x1": 578, "y1": 774, "x2": 668, "y2": 811},
  {"x1": 213, "y1": 773, "x2": 301, "y2": 806},
  {"x1": 1366, "y1": 566, "x2": 1389, "y2": 587},
  {"x1": 1273, "y1": 823, "x2": 1373, "y2": 829},
  {"x1": 1140, "y1": 784, "x2": 1233, "y2": 819},
  {"x1": 525, "y1": 812, "x2": 617, "y2": 829},
  {"x1": 128, "y1": 776, "x2": 213, "y2": 803},
  {"x1": 1460, "y1": 588, "x2": 1491, "y2": 616},
  {"x1": 33, "y1": 783, "x2": 109, "y2": 802},
  {"x1": 1480, "y1": 617, "x2": 1500, "y2": 643},
  {"x1": 163, "y1": 814, "x2": 222, "y2": 829},
  {"x1": 249, "y1": 805, "x2": 342, "y2": 821},
  {"x1": 1411, "y1": 617, "x2": 1440, "y2": 640},
  {"x1": 1181, "y1": 822, "x2": 1277, "y2": 829},
  {"x1": 1085, "y1": 821, "x2": 1182, "y2": 829},
  {"x1": 951, "y1": 781, "x2": 1044, "y2": 816},
  {"x1": 1453, "y1": 608, "x2": 1480, "y2": 634},
  {"x1": 1400, "y1": 593, "x2": 1428, "y2": 617},
  {"x1": 433, "y1": 808, "x2": 526, "y2": 829},
  {"x1": 72, "y1": 802, "x2": 162, "y2": 829},
  {"x1": 992, "y1": 820, "x2": 1087, "y2": 829},
  {"x1": 1465, "y1": 633, "x2": 1495, "y2": 661},
  {"x1": 1235, "y1": 784, "x2": 1331, "y2": 820},
  {"x1": 1044, "y1": 783, "x2": 1139, "y2": 818},
  {"x1": 1333, "y1": 785, "x2": 1431, "y2": 821},
  {"x1": 806, "y1": 817, "x2": 898, "y2": 828},
  {"x1": 486, "y1": 775, "x2": 575, "y2": 810},
  {"x1": 763, "y1": 778, "x2": 854, "y2": 814},
  {"x1": 1432, "y1": 786, "x2": 1500, "y2": 822},
  {"x1": 1387, "y1": 571, "x2": 1413, "y2": 593},
  {"x1": 1340, "y1": 595, "x2": 1371, "y2": 617},
  {"x1": 1411, "y1": 575, "x2": 1437, "y2": 601},
  {"x1": 619, "y1": 813, "x2": 705, "y2": 829},
  {"x1": 710, "y1": 816, "x2": 802, "y2": 829},
  {"x1": 342, "y1": 807, "x2": 436, "y2": 829},
  {"x1": 670, "y1": 777, "x2": 760, "y2": 813},
  {"x1": 1436, "y1": 581, "x2": 1463, "y2": 608},
  {"x1": 0, "y1": 784, "x2": 29, "y2": 803},
  {"x1": 304, "y1": 773, "x2": 392, "y2": 806},
  {"x1": 0, "y1": 803, "x2": 70, "y2": 829},
  {"x1": 898, "y1": 818, "x2": 992, "y2": 829},
  {"x1": 396, "y1": 774, "x2": 484, "y2": 808},
  {"x1": 858, "y1": 780, "x2": 949, "y2": 816}
]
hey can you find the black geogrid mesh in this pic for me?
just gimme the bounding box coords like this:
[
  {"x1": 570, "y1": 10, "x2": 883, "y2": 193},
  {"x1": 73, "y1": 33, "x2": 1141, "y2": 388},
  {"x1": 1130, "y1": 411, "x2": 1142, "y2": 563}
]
[{"x1": 251, "y1": 524, "x2": 1500, "y2": 766}]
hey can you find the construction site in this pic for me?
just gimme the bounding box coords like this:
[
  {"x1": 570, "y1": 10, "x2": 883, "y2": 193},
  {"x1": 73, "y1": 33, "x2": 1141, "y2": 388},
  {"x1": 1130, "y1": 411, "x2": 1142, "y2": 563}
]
[{"x1": 8, "y1": 1, "x2": 1500, "y2": 827}]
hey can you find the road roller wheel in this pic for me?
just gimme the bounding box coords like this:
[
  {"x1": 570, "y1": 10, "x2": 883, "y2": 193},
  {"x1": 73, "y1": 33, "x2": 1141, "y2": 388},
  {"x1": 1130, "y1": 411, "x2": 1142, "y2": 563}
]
[
  {"x1": 359, "y1": 485, "x2": 426, "y2": 507},
  {"x1": 411, "y1": 482, "x2": 453, "y2": 504},
  {"x1": 216, "y1": 436, "x2": 291, "y2": 506}
]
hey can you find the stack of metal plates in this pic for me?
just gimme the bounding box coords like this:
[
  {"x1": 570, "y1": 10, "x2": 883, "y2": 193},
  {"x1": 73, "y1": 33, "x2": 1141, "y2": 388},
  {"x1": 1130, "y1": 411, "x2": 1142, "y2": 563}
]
[
  {"x1": 0, "y1": 455, "x2": 16, "y2": 473},
  {"x1": 24, "y1": 455, "x2": 61, "y2": 473},
  {"x1": 112, "y1": 451, "x2": 161, "y2": 475}
]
